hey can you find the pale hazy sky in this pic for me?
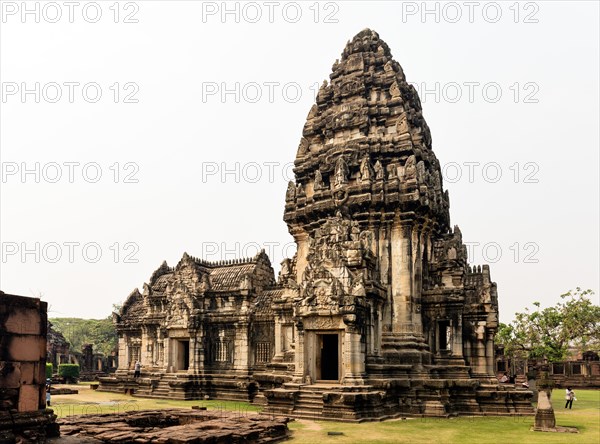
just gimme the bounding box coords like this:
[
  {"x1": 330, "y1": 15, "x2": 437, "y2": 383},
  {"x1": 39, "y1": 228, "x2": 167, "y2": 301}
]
[{"x1": 1, "y1": 1, "x2": 598, "y2": 322}]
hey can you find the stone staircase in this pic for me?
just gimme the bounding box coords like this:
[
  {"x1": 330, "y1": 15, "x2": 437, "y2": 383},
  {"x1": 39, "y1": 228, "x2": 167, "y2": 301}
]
[
  {"x1": 264, "y1": 383, "x2": 396, "y2": 422},
  {"x1": 291, "y1": 389, "x2": 324, "y2": 419}
]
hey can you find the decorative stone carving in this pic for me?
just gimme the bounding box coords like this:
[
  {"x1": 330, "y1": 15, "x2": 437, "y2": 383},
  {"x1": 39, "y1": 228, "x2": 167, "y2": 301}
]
[
  {"x1": 359, "y1": 156, "x2": 374, "y2": 183},
  {"x1": 333, "y1": 157, "x2": 349, "y2": 188},
  {"x1": 374, "y1": 160, "x2": 385, "y2": 180},
  {"x1": 404, "y1": 155, "x2": 417, "y2": 181},
  {"x1": 285, "y1": 181, "x2": 296, "y2": 202},
  {"x1": 314, "y1": 170, "x2": 325, "y2": 191}
]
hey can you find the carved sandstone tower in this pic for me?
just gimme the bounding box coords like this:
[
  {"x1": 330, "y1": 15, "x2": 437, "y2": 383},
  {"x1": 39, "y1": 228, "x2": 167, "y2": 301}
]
[
  {"x1": 283, "y1": 28, "x2": 448, "y2": 371},
  {"x1": 266, "y1": 29, "x2": 532, "y2": 418}
]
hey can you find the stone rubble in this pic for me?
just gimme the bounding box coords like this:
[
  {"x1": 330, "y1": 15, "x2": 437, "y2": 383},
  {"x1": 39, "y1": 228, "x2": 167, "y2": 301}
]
[{"x1": 57, "y1": 409, "x2": 290, "y2": 443}]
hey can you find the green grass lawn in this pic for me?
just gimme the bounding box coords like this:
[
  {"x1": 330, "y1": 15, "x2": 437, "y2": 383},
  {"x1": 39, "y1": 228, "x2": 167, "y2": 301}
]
[
  {"x1": 287, "y1": 390, "x2": 600, "y2": 444},
  {"x1": 51, "y1": 383, "x2": 260, "y2": 417},
  {"x1": 52, "y1": 386, "x2": 599, "y2": 443}
]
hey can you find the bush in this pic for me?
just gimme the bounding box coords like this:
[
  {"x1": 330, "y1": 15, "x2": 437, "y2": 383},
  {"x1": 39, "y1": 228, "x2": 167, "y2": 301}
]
[
  {"x1": 45, "y1": 363, "x2": 53, "y2": 379},
  {"x1": 58, "y1": 364, "x2": 80, "y2": 380}
]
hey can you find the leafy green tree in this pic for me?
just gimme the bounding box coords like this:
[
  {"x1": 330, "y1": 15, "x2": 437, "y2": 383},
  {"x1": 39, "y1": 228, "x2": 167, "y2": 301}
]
[
  {"x1": 50, "y1": 317, "x2": 117, "y2": 356},
  {"x1": 498, "y1": 288, "x2": 600, "y2": 363}
]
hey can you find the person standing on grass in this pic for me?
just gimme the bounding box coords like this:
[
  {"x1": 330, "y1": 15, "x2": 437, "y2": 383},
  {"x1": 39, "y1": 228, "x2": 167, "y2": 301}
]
[
  {"x1": 46, "y1": 384, "x2": 51, "y2": 407},
  {"x1": 134, "y1": 360, "x2": 141, "y2": 378},
  {"x1": 565, "y1": 387, "x2": 575, "y2": 409}
]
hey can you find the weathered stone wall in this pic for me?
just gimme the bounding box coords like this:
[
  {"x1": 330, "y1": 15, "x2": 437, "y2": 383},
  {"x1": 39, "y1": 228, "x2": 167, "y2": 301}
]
[
  {"x1": 0, "y1": 292, "x2": 58, "y2": 441},
  {"x1": 0, "y1": 293, "x2": 48, "y2": 412}
]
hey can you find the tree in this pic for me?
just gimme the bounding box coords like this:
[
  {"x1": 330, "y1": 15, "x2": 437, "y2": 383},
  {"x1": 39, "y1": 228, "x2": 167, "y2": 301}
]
[
  {"x1": 497, "y1": 288, "x2": 600, "y2": 363},
  {"x1": 50, "y1": 317, "x2": 118, "y2": 356}
]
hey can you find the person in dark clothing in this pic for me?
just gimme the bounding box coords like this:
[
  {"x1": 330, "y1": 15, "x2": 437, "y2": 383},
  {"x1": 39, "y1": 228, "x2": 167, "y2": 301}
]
[{"x1": 565, "y1": 387, "x2": 575, "y2": 409}]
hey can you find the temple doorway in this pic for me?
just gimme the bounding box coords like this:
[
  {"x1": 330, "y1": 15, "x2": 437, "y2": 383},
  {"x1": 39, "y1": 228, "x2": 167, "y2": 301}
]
[
  {"x1": 177, "y1": 340, "x2": 190, "y2": 371},
  {"x1": 317, "y1": 334, "x2": 339, "y2": 381}
]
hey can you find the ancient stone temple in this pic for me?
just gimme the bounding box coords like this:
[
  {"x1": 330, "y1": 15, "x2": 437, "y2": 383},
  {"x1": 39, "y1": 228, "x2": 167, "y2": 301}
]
[{"x1": 99, "y1": 29, "x2": 533, "y2": 420}]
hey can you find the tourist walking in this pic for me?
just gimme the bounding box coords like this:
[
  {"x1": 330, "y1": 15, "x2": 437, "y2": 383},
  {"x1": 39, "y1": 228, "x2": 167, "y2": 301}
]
[
  {"x1": 134, "y1": 360, "x2": 141, "y2": 378},
  {"x1": 565, "y1": 387, "x2": 575, "y2": 409}
]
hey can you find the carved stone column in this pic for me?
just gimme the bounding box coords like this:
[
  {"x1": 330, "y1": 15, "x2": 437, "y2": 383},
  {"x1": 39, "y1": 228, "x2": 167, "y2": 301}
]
[
  {"x1": 293, "y1": 322, "x2": 305, "y2": 383},
  {"x1": 294, "y1": 230, "x2": 310, "y2": 285},
  {"x1": 411, "y1": 224, "x2": 424, "y2": 332},
  {"x1": 485, "y1": 329, "x2": 495, "y2": 376},
  {"x1": 391, "y1": 219, "x2": 414, "y2": 333},
  {"x1": 117, "y1": 334, "x2": 128, "y2": 373},
  {"x1": 474, "y1": 323, "x2": 487, "y2": 375},
  {"x1": 233, "y1": 321, "x2": 250, "y2": 373},
  {"x1": 141, "y1": 326, "x2": 150, "y2": 366},
  {"x1": 452, "y1": 314, "x2": 464, "y2": 357},
  {"x1": 342, "y1": 319, "x2": 366, "y2": 384},
  {"x1": 273, "y1": 315, "x2": 284, "y2": 361},
  {"x1": 378, "y1": 223, "x2": 392, "y2": 328},
  {"x1": 164, "y1": 334, "x2": 172, "y2": 373}
]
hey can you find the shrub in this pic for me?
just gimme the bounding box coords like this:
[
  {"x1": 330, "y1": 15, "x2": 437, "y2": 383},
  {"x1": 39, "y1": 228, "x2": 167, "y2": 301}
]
[
  {"x1": 45, "y1": 363, "x2": 53, "y2": 379},
  {"x1": 58, "y1": 364, "x2": 80, "y2": 380}
]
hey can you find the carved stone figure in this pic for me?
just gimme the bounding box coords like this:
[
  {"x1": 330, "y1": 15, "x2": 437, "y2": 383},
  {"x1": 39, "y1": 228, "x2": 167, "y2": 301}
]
[
  {"x1": 333, "y1": 157, "x2": 349, "y2": 187},
  {"x1": 359, "y1": 156, "x2": 374, "y2": 183},
  {"x1": 314, "y1": 169, "x2": 325, "y2": 191},
  {"x1": 285, "y1": 181, "x2": 296, "y2": 201},
  {"x1": 404, "y1": 155, "x2": 417, "y2": 181},
  {"x1": 374, "y1": 160, "x2": 385, "y2": 180}
]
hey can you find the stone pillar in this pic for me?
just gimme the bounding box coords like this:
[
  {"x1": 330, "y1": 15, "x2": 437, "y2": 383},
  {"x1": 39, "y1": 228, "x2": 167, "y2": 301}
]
[
  {"x1": 485, "y1": 330, "x2": 495, "y2": 376},
  {"x1": 391, "y1": 219, "x2": 413, "y2": 333},
  {"x1": 378, "y1": 224, "x2": 392, "y2": 328},
  {"x1": 233, "y1": 322, "x2": 250, "y2": 373},
  {"x1": 164, "y1": 336, "x2": 172, "y2": 373},
  {"x1": 474, "y1": 324, "x2": 487, "y2": 375},
  {"x1": 117, "y1": 334, "x2": 128, "y2": 371},
  {"x1": 342, "y1": 327, "x2": 365, "y2": 384},
  {"x1": 188, "y1": 335, "x2": 197, "y2": 373},
  {"x1": 452, "y1": 315, "x2": 463, "y2": 357},
  {"x1": 294, "y1": 230, "x2": 309, "y2": 285},
  {"x1": 273, "y1": 317, "x2": 283, "y2": 361},
  {"x1": 411, "y1": 224, "x2": 424, "y2": 332},
  {"x1": 195, "y1": 326, "x2": 205, "y2": 373},
  {"x1": 293, "y1": 326, "x2": 305, "y2": 382}
]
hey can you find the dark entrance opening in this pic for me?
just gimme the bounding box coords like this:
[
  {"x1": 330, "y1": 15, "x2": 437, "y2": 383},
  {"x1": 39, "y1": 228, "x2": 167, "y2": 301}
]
[
  {"x1": 319, "y1": 334, "x2": 339, "y2": 381},
  {"x1": 438, "y1": 320, "x2": 450, "y2": 352},
  {"x1": 178, "y1": 340, "x2": 190, "y2": 371}
]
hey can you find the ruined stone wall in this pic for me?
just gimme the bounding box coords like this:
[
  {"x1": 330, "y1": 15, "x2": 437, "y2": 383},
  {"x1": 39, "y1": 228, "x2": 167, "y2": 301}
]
[
  {"x1": 0, "y1": 293, "x2": 48, "y2": 412},
  {"x1": 0, "y1": 292, "x2": 58, "y2": 442}
]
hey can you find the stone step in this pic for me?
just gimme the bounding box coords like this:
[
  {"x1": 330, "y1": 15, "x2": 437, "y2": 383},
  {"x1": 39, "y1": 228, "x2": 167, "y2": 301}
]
[{"x1": 295, "y1": 400, "x2": 323, "y2": 407}]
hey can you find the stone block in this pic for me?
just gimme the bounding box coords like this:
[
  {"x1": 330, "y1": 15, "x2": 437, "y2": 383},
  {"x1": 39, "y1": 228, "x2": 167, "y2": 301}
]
[
  {"x1": 0, "y1": 362, "x2": 21, "y2": 388},
  {"x1": 8, "y1": 336, "x2": 45, "y2": 362},
  {"x1": 18, "y1": 384, "x2": 39, "y2": 411},
  {"x1": 4, "y1": 310, "x2": 42, "y2": 335}
]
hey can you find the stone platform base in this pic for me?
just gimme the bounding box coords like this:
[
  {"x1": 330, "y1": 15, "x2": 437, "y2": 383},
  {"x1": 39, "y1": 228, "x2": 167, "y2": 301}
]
[
  {"x1": 99, "y1": 371, "x2": 259, "y2": 402},
  {"x1": 99, "y1": 373, "x2": 534, "y2": 421},
  {"x1": 531, "y1": 425, "x2": 579, "y2": 433},
  {"x1": 58, "y1": 409, "x2": 290, "y2": 443},
  {"x1": 263, "y1": 379, "x2": 535, "y2": 421}
]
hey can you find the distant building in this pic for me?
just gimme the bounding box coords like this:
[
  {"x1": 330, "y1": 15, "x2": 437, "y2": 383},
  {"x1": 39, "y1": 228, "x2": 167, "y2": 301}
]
[{"x1": 496, "y1": 346, "x2": 600, "y2": 388}]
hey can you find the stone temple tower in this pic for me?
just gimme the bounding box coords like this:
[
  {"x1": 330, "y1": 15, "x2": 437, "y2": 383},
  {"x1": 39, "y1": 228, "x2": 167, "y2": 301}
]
[
  {"x1": 263, "y1": 29, "x2": 532, "y2": 418},
  {"x1": 103, "y1": 29, "x2": 533, "y2": 421}
]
